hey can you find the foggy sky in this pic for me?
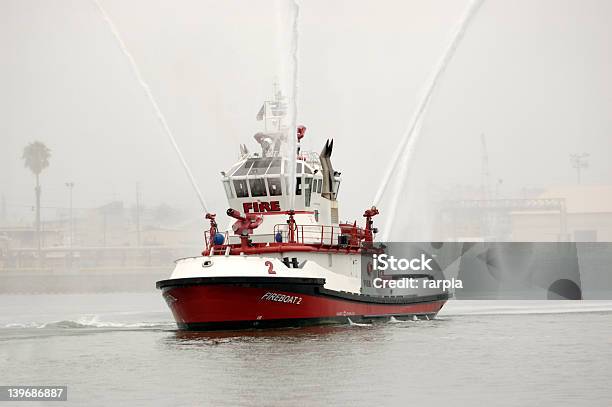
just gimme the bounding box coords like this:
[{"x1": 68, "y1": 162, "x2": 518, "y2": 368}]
[{"x1": 1, "y1": 0, "x2": 611, "y2": 233}]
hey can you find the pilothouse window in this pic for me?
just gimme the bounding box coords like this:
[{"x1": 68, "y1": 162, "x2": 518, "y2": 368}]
[
  {"x1": 249, "y1": 178, "x2": 267, "y2": 197},
  {"x1": 266, "y1": 158, "x2": 282, "y2": 174},
  {"x1": 305, "y1": 177, "x2": 313, "y2": 206},
  {"x1": 333, "y1": 179, "x2": 341, "y2": 197},
  {"x1": 248, "y1": 158, "x2": 273, "y2": 176},
  {"x1": 233, "y1": 179, "x2": 249, "y2": 198},
  {"x1": 267, "y1": 178, "x2": 282, "y2": 196},
  {"x1": 233, "y1": 160, "x2": 255, "y2": 176},
  {"x1": 223, "y1": 180, "x2": 234, "y2": 198}
]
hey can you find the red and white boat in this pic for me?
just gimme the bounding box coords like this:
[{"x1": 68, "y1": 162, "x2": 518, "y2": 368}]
[{"x1": 157, "y1": 88, "x2": 448, "y2": 330}]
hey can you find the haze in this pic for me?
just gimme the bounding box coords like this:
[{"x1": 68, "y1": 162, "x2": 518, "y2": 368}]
[{"x1": 1, "y1": 0, "x2": 611, "y2": 240}]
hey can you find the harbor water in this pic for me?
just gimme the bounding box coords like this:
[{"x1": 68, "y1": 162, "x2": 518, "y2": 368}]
[{"x1": 1, "y1": 294, "x2": 611, "y2": 406}]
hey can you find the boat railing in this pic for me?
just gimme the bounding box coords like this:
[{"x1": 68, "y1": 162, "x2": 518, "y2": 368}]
[
  {"x1": 204, "y1": 231, "x2": 278, "y2": 252},
  {"x1": 273, "y1": 224, "x2": 361, "y2": 248},
  {"x1": 204, "y1": 224, "x2": 363, "y2": 252}
]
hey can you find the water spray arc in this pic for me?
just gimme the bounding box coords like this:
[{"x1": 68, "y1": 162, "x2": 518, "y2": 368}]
[
  {"x1": 376, "y1": 0, "x2": 486, "y2": 241},
  {"x1": 380, "y1": 116, "x2": 425, "y2": 241},
  {"x1": 93, "y1": 0, "x2": 209, "y2": 213},
  {"x1": 280, "y1": 0, "x2": 301, "y2": 212}
]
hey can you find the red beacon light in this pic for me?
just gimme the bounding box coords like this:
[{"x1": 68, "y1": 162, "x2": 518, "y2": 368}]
[
  {"x1": 297, "y1": 125, "x2": 307, "y2": 141},
  {"x1": 296, "y1": 125, "x2": 307, "y2": 158}
]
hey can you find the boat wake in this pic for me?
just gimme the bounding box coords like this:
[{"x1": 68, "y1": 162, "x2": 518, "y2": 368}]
[
  {"x1": 2, "y1": 315, "x2": 175, "y2": 330},
  {"x1": 440, "y1": 300, "x2": 612, "y2": 317},
  {"x1": 347, "y1": 318, "x2": 372, "y2": 327},
  {"x1": 388, "y1": 316, "x2": 409, "y2": 324}
]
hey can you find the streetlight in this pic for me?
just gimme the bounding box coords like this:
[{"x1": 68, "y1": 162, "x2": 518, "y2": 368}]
[
  {"x1": 570, "y1": 153, "x2": 589, "y2": 184},
  {"x1": 65, "y1": 182, "x2": 74, "y2": 248}
]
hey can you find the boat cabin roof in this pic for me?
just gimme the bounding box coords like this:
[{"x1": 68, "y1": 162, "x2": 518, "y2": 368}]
[
  {"x1": 220, "y1": 153, "x2": 330, "y2": 202},
  {"x1": 226, "y1": 155, "x2": 320, "y2": 178}
]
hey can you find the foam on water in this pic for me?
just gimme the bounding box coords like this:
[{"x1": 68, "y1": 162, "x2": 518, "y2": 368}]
[
  {"x1": 388, "y1": 316, "x2": 403, "y2": 324},
  {"x1": 347, "y1": 318, "x2": 372, "y2": 327},
  {"x1": 440, "y1": 300, "x2": 612, "y2": 316},
  {"x1": 387, "y1": 316, "x2": 421, "y2": 324},
  {"x1": 2, "y1": 314, "x2": 175, "y2": 330}
]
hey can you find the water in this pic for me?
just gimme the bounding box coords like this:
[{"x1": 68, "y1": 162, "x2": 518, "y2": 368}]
[
  {"x1": 287, "y1": 0, "x2": 300, "y2": 211},
  {"x1": 375, "y1": 0, "x2": 486, "y2": 239},
  {"x1": 276, "y1": 0, "x2": 301, "y2": 210},
  {"x1": 93, "y1": 0, "x2": 209, "y2": 213},
  {"x1": 1, "y1": 293, "x2": 611, "y2": 406}
]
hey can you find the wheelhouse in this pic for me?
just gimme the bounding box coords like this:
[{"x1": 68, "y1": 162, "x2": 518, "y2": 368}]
[{"x1": 221, "y1": 155, "x2": 331, "y2": 212}]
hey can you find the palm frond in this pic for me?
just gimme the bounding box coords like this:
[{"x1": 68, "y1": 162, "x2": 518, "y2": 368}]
[{"x1": 22, "y1": 141, "x2": 51, "y2": 176}]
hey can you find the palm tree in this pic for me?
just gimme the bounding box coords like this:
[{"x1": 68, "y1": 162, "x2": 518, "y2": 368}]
[{"x1": 22, "y1": 141, "x2": 51, "y2": 263}]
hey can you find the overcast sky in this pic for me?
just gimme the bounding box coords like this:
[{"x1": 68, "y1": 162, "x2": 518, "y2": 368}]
[{"x1": 1, "y1": 0, "x2": 611, "y2": 236}]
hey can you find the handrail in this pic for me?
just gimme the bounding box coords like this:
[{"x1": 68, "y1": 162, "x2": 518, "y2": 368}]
[
  {"x1": 272, "y1": 223, "x2": 363, "y2": 248},
  {"x1": 204, "y1": 223, "x2": 366, "y2": 253}
]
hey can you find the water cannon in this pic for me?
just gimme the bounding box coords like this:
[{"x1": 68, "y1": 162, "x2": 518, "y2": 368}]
[
  {"x1": 286, "y1": 209, "x2": 297, "y2": 243},
  {"x1": 363, "y1": 206, "x2": 379, "y2": 219},
  {"x1": 226, "y1": 208, "x2": 243, "y2": 221},
  {"x1": 363, "y1": 206, "x2": 380, "y2": 242},
  {"x1": 227, "y1": 208, "x2": 263, "y2": 236}
]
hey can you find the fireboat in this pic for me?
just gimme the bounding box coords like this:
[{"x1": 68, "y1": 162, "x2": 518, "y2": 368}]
[{"x1": 156, "y1": 87, "x2": 449, "y2": 330}]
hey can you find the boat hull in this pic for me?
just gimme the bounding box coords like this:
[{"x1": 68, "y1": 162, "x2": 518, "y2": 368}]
[{"x1": 157, "y1": 277, "x2": 448, "y2": 331}]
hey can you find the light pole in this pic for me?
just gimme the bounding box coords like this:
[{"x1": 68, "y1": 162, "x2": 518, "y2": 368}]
[
  {"x1": 136, "y1": 183, "x2": 142, "y2": 247},
  {"x1": 570, "y1": 153, "x2": 589, "y2": 184},
  {"x1": 65, "y1": 182, "x2": 74, "y2": 248}
]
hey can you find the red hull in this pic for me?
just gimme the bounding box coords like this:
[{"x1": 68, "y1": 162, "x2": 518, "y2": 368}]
[{"x1": 159, "y1": 279, "x2": 447, "y2": 330}]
